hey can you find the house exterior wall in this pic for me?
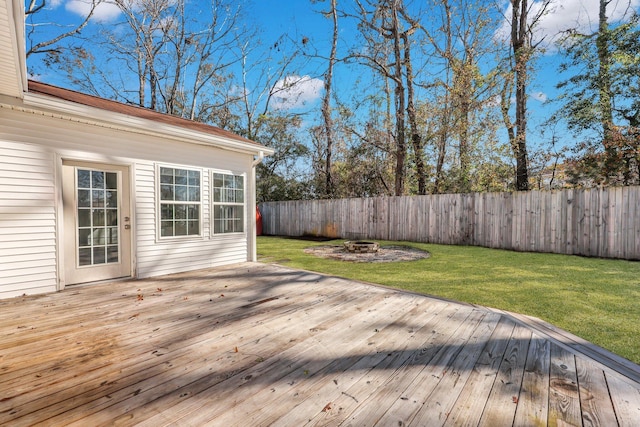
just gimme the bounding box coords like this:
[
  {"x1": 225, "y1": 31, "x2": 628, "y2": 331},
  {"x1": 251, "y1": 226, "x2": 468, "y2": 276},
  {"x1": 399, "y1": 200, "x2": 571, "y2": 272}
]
[
  {"x1": 0, "y1": 139, "x2": 57, "y2": 297},
  {"x1": 0, "y1": 104, "x2": 254, "y2": 299}
]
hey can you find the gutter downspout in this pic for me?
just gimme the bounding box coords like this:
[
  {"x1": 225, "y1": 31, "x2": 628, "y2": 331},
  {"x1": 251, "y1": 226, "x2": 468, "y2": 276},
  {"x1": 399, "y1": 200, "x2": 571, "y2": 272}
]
[{"x1": 250, "y1": 151, "x2": 265, "y2": 262}]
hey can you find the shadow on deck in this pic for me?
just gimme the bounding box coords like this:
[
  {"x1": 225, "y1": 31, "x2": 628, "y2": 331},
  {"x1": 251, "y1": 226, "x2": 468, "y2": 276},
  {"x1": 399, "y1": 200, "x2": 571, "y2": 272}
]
[{"x1": 0, "y1": 263, "x2": 639, "y2": 426}]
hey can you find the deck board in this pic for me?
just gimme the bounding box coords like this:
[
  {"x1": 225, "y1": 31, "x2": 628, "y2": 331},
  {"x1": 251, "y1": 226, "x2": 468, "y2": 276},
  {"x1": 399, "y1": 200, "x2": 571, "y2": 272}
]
[{"x1": 1, "y1": 263, "x2": 639, "y2": 426}]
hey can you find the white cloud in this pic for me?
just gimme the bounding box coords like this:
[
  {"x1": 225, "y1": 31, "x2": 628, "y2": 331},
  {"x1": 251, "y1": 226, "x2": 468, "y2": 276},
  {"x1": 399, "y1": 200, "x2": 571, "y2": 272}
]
[
  {"x1": 271, "y1": 75, "x2": 324, "y2": 110},
  {"x1": 495, "y1": 0, "x2": 640, "y2": 51},
  {"x1": 531, "y1": 91, "x2": 548, "y2": 102},
  {"x1": 66, "y1": 0, "x2": 122, "y2": 23}
]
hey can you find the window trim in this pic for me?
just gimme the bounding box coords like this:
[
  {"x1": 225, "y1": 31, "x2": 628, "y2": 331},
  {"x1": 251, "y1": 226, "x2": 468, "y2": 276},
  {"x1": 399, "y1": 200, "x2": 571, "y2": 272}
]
[
  {"x1": 156, "y1": 163, "x2": 204, "y2": 241},
  {"x1": 210, "y1": 170, "x2": 247, "y2": 237}
]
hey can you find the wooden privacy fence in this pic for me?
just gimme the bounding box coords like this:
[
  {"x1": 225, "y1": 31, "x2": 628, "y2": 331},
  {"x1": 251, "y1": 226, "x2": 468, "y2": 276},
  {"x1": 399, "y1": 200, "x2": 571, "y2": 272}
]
[{"x1": 260, "y1": 186, "x2": 640, "y2": 260}]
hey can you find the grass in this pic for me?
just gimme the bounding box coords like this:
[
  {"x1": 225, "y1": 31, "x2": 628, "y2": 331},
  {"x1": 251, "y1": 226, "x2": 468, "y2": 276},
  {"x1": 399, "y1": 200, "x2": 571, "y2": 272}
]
[{"x1": 257, "y1": 235, "x2": 640, "y2": 365}]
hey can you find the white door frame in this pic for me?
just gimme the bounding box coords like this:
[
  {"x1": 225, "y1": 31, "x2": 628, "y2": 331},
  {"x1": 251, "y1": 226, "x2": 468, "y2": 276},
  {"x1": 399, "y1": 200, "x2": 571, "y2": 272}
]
[{"x1": 57, "y1": 158, "x2": 134, "y2": 289}]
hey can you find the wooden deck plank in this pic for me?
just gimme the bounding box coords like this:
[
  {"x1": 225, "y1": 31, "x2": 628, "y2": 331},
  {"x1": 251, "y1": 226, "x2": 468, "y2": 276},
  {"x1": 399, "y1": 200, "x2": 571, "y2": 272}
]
[
  {"x1": 512, "y1": 332, "x2": 551, "y2": 427},
  {"x1": 304, "y1": 305, "x2": 479, "y2": 426},
  {"x1": 204, "y1": 297, "x2": 450, "y2": 426},
  {"x1": 134, "y1": 293, "x2": 427, "y2": 426},
  {"x1": 409, "y1": 312, "x2": 503, "y2": 426},
  {"x1": 0, "y1": 263, "x2": 640, "y2": 426},
  {"x1": 548, "y1": 343, "x2": 582, "y2": 427},
  {"x1": 0, "y1": 273, "x2": 359, "y2": 377},
  {"x1": 606, "y1": 370, "x2": 640, "y2": 427},
  {"x1": 4, "y1": 275, "x2": 387, "y2": 425},
  {"x1": 270, "y1": 303, "x2": 460, "y2": 427},
  {"x1": 491, "y1": 307, "x2": 640, "y2": 385},
  {"x1": 442, "y1": 316, "x2": 518, "y2": 427},
  {"x1": 576, "y1": 357, "x2": 619, "y2": 427},
  {"x1": 40, "y1": 284, "x2": 389, "y2": 426},
  {"x1": 344, "y1": 309, "x2": 492, "y2": 425},
  {"x1": 477, "y1": 324, "x2": 532, "y2": 427},
  {"x1": 286, "y1": 304, "x2": 469, "y2": 427}
]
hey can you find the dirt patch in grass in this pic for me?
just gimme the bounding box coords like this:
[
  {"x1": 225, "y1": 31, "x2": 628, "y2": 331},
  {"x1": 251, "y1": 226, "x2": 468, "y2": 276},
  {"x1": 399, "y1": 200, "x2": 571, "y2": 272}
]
[{"x1": 304, "y1": 245, "x2": 430, "y2": 263}]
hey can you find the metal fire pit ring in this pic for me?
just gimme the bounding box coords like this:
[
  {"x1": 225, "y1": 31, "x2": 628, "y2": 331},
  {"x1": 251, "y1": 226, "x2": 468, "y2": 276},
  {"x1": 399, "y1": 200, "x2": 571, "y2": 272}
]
[{"x1": 343, "y1": 241, "x2": 380, "y2": 253}]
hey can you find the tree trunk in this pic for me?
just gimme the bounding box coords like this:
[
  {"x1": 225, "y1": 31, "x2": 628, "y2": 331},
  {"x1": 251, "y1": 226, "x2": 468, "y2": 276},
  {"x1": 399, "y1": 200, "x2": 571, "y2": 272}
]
[
  {"x1": 597, "y1": 0, "x2": 616, "y2": 176},
  {"x1": 321, "y1": 0, "x2": 338, "y2": 198},
  {"x1": 434, "y1": 115, "x2": 448, "y2": 194},
  {"x1": 403, "y1": 31, "x2": 426, "y2": 195},
  {"x1": 434, "y1": 0, "x2": 452, "y2": 195},
  {"x1": 457, "y1": 54, "x2": 473, "y2": 193},
  {"x1": 391, "y1": 1, "x2": 406, "y2": 196},
  {"x1": 511, "y1": 0, "x2": 529, "y2": 191}
]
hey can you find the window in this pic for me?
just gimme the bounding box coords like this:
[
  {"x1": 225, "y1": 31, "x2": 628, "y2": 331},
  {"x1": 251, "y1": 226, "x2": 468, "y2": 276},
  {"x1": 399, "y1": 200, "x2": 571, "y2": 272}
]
[
  {"x1": 159, "y1": 166, "x2": 201, "y2": 237},
  {"x1": 77, "y1": 168, "x2": 119, "y2": 266},
  {"x1": 212, "y1": 172, "x2": 245, "y2": 234}
]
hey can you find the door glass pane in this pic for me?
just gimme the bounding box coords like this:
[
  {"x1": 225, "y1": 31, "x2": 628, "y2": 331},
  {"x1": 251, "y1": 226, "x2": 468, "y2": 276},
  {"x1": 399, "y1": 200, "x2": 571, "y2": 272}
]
[
  {"x1": 107, "y1": 246, "x2": 119, "y2": 263},
  {"x1": 78, "y1": 248, "x2": 92, "y2": 266},
  {"x1": 78, "y1": 170, "x2": 91, "y2": 188},
  {"x1": 92, "y1": 190, "x2": 105, "y2": 207},
  {"x1": 106, "y1": 172, "x2": 118, "y2": 189},
  {"x1": 106, "y1": 209, "x2": 118, "y2": 226},
  {"x1": 77, "y1": 168, "x2": 119, "y2": 267},
  {"x1": 107, "y1": 227, "x2": 118, "y2": 244},
  {"x1": 78, "y1": 209, "x2": 91, "y2": 227},
  {"x1": 78, "y1": 228, "x2": 91, "y2": 247},
  {"x1": 106, "y1": 190, "x2": 117, "y2": 207},
  {"x1": 93, "y1": 247, "x2": 106, "y2": 264},
  {"x1": 78, "y1": 190, "x2": 91, "y2": 207},
  {"x1": 92, "y1": 171, "x2": 105, "y2": 189},
  {"x1": 92, "y1": 209, "x2": 105, "y2": 226}
]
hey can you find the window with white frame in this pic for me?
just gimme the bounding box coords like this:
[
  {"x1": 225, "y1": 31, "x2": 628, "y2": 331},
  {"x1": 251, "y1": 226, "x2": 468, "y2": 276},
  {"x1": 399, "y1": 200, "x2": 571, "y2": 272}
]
[
  {"x1": 159, "y1": 166, "x2": 201, "y2": 237},
  {"x1": 212, "y1": 172, "x2": 245, "y2": 234}
]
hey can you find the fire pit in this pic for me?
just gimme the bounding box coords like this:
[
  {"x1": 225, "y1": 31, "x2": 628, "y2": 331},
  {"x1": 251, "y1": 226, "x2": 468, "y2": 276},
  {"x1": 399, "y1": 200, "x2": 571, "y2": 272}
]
[{"x1": 343, "y1": 241, "x2": 379, "y2": 253}]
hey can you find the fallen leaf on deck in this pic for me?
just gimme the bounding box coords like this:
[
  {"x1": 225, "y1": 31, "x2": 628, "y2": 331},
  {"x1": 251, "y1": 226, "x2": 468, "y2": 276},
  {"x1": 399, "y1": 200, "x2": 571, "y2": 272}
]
[
  {"x1": 234, "y1": 346, "x2": 238, "y2": 353},
  {"x1": 137, "y1": 294, "x2": 144, "y2": 301},
  {"x1": 322, "y1": 402, "x2": 332, "y2": 412},
  {"x1": 512, "y1": 396, "x2": 518, "y2": 404}
]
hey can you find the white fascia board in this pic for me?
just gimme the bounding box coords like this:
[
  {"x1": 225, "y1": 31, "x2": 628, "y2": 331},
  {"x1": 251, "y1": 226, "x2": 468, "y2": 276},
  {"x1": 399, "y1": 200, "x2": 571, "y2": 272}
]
[{"x1": 20, "y1": 92, "x2": 275, "y2": 157}]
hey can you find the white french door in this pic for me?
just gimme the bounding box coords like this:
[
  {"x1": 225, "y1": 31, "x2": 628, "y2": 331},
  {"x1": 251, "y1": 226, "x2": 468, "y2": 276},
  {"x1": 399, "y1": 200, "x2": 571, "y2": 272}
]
[{"x1": 62, "y1": 161, "x2": 132, "y2": 285}]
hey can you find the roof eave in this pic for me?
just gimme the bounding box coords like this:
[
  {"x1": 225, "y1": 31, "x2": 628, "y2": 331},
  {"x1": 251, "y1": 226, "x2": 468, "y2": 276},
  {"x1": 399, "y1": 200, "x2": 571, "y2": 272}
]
[{"x1": 21, "y1": 91, "x2": 275, "y2": 156}]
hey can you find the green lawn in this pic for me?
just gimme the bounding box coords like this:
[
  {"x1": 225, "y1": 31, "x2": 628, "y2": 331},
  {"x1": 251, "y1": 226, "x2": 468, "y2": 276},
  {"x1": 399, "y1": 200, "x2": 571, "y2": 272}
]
[{"x1": 257, "y1": 235, "x2": 640, "y2": 365}]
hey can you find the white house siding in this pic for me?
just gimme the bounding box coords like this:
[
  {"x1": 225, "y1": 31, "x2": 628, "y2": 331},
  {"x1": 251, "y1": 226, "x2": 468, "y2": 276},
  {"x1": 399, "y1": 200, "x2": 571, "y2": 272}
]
[
  {"x1": 0, "y1": 105, "x2": 253, "y2": 297},
  {"x1": 0, "y1": 139, "x2": 57, "y2": 298}
]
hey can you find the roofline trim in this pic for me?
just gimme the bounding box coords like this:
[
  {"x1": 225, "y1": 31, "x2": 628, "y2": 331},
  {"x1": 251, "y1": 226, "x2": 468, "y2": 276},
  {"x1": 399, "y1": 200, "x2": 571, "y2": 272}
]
[{"x1": 20, "y1": 91, "x2": 274, "y2": 156}]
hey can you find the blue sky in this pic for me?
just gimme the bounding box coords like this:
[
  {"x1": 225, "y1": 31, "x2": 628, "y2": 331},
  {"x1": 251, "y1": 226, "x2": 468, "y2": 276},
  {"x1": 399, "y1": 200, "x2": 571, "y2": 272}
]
[{"x1": 25, "y1": 0, "x2": 640, "y2": 153}]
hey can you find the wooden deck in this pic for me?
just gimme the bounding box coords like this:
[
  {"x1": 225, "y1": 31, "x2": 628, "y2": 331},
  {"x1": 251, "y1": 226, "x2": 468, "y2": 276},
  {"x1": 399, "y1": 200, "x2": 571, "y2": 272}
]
[{"x1": 1, "y1": 263, "x2": 639, "y2": 426}]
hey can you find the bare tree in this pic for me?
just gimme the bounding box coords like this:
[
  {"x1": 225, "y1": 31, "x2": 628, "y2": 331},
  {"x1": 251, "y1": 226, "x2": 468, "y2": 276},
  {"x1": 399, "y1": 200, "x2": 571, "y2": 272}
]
[
  {"x1": 502, "y1": 0, "x2": 553, "y2": 191},
  {"x1": 48, "y1": 0, "x2": 246, "y2": 121},
  {"x1": 422, "y1": 0, "x2": 500, "y2": 193},
  {"x1": 397, "y1": 7, "x2": 427, "y2": 195},
  {"x1": 308, "y1": 0, "x2": 340, "y2": 198},
  {"x1": 350, "y1": 0, "x2": 424, "y2": 196},
  {"x1": 164, "y1": 1, "x2": 245, "y2": 120},
  {"x1": 25, "y1": 0, "x2": 103, "y2": 58}
]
